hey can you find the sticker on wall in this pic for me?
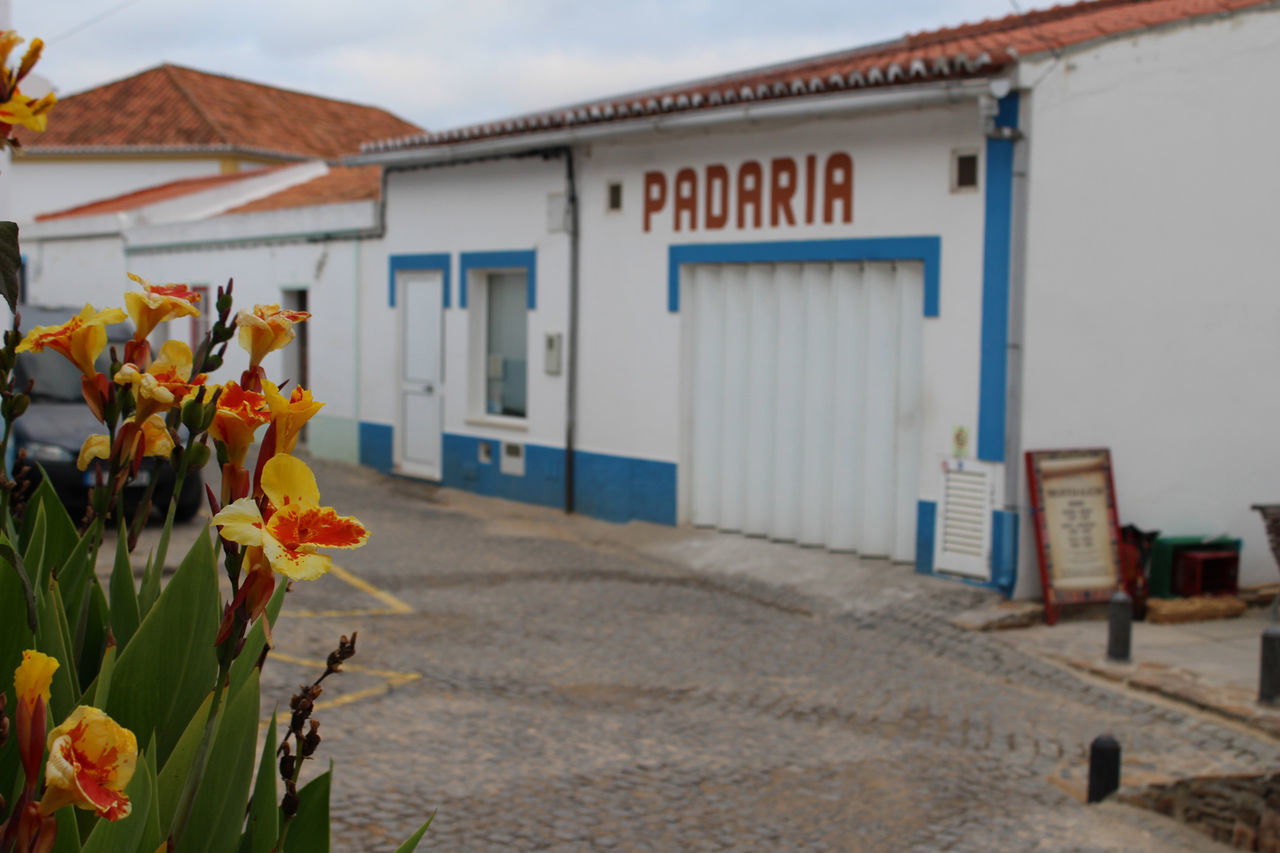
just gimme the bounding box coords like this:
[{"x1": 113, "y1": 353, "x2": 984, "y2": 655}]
[{"x1": 952, "y1": 426, "x2": 970, "y2": 458}]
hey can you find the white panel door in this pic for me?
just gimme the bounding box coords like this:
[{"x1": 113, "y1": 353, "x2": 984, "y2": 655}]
[
  {"x1": 682, "y1": 261, "x2": 924, "y2": 561},
  {"x1": 398, "y1": 271, "x2": 443, "y2": 479}
]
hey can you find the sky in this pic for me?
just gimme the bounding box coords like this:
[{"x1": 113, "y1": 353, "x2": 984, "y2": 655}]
[{"x1": 15, "y1": 1, "x2": 1063, "y2": 132}]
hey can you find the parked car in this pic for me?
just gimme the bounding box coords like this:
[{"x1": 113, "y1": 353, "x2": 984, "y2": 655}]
[{"x1": 11, "y1": 306, "x2": 203, "y2": 522}]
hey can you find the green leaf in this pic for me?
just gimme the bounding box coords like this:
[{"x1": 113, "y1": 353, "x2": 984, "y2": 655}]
[
  {"x1": 228, "y1": 579, "x2": 287, "y2": 699},
  {"x1": 282, "y1": 767, "x2": 331, "y2": 853},
  {"x1": 108, "y1": 520, "x2": 141, "y2": 649},
  {"x1": 242, "y1": 711, "x2": 279, "y2": 853},
  {"x1": 20, "y1": 476, "x2": 81, "y2": 592},
  {"x1": 139, "y1": 738, "x2": 164, "y2": 853},
  {"x1": 178, "y1": 669, "x2": 260, "y2": 853},
  {"x1": 0, "y1": 221, "x2": 20, "y2": 313},
  {"x1": 50, "y1": 803, "x2": 83, "y2": 853},
  {"x1": 93, "y1": 642, "x2": 117, "y2": 711},
  {"x1": 106, "y1": 531, "x2": 219, "y2": 766},
  {"x1": 36, "y1": 581, "x2": 80, "y2": 721},
  {"x1": 393, "y1": 814, "x2": 435, "y2": 853},
  {"x1": 58, "y1": 520, "x2": 103, "y2": 640},
  {"x1": 0, "y1": 537, "x2": 35, "y2": 808},
  {"x1": 0, "y1": 534, "x2": 37, "y2": 633},
  {"x1": 156, "y1": 692, "x2": 213, "y2": 834},
  {"x1": 138, "y1": 546, "x2": 162, "y2": 619},
  {"x1": 80, "y1": 738, "x2": 154, "y2": 853},
  {"x1": 22, "y1": 500, "x2": 48, "y2": 590},
  {"x1": 74, "y1": 581, "x2": 111, "y2": 692}
]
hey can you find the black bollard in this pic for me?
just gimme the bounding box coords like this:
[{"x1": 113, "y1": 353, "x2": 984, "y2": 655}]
[
  {"x1": 1107, "y1": 589, "x2": 1132, "y2": 663},
  {"x1": 1087, "y1": 734, "x2": 1121, "y2": 803},
  {"x1": 1259, "y1": 625, "x2": 1280, "y2": 705}
]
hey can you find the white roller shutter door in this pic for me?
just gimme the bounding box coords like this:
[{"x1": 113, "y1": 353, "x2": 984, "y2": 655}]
[{"x1": 682, "y1": 261, "x2": 924, "y2": 561}]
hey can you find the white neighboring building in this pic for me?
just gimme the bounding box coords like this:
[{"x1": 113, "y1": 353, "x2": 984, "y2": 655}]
[
  {"x1": 348, "y1": 0, "x2": 1280, "y2": 599},
  {"x1": 20, "y1": 163, "x2": 385, "y2": 464}
]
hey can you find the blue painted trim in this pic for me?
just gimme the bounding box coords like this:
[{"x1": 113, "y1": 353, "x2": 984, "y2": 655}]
[
  {"x1": 990, "y1": 509, "x2": 1019, "y2": 597},
  {"x1": 388, "y1": 253, "x2": 451, "y2": 308},
  {"x1": 915, "y1": 501, "x2": 937, "y2": 574},
  {"x1": 573, "y1": 449, "x2": 677, "y2": 525},
  {"x1": 459, "y1": 250, "x2": 537, "y2": 309},
  {"x1": 667, "y1": 236, "x2": 941, "y2": 315},
  {"x1": 914, "y1": 500, "x2": 1019, "y2": 597},
  {"x1": 439, "y1": 433, "x2": 677, "y2": 524},
  {"x1": 976, "y1": 93, "x2": 1019, "y2": 462},
  {"x1": 358, "y1": 421, "x2": 394, "y2": 473}
]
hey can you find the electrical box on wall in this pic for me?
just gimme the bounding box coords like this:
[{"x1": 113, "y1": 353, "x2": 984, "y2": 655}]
[
  {"x1": 544, "y1": 333, "x2": 563, "y2": 375},
  {"x1": 500, "y1": 442, "x2": 525, "y2": 477}
]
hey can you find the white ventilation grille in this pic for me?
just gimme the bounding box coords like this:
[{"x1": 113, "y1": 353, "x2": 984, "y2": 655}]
[{"x1": 935, "y1": 459, "x2": 996, "y2": 579}]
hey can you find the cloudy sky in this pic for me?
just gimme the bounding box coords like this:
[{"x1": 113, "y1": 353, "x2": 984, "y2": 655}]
[{"x1": 15, "y1": 1, "x2": 1062, "y2": 132}]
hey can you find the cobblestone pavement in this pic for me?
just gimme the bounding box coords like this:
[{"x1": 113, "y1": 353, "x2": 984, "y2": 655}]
[{"x1": 248, "y1": 458, "x2": 1272, "y2": 851}]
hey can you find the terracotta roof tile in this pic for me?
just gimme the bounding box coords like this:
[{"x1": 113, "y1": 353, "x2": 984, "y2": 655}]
[
  {"x1": 34, "y1": 166, "x2": 284, "y2": 221},
  {"x1": 221, "y1": 166, "x2": 381, "y2": 215},
  {"x1": 364, "y1": 0, "x2": 1272, "y2": 153},
  {"x1": 18, "y1": 65, "x2": 422, "y2": 159}
]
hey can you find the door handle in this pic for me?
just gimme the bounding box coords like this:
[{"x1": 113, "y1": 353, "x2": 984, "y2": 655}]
[{"x1": 423, "y1": 383, "x2": 435, "y2": 394}]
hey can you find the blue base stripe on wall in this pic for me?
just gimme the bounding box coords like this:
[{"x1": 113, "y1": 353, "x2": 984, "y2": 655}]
[
  {"x1": 358, "y1": 422, "x2": 394, "y2": 473},
  {"x1": 915, "y1": 501, "x2": 937, "y2": 574}
]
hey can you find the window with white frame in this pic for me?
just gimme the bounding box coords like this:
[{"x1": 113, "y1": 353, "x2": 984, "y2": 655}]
[{"x1": 474, "y1": 271, "x2": 528, "y2": 418}]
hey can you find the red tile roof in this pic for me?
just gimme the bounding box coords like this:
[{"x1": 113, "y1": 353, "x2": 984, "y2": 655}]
[
  {"x1": 365, "y1": 0, "x2": 1270, "y2": 153},
  {"x1": 221, "y1": 166, "x2": 381, "y2": 215},
  {"x1": 34, "y1": 166, "x2": 284, "y2": 221},
  {"x1": 17, "y1": 64, "x2": 422, "y2": 160}
]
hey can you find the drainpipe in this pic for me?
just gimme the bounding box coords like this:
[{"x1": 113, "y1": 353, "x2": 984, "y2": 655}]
[
  {"x1": 562, "y1": 146, "x2": 581, "y2": 514},
  {"x1": 1003, "y1": 97, "x2": 1031, "y2": 515}
]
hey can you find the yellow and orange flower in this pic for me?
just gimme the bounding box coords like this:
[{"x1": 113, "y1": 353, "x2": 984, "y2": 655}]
[
  {"x1": 14, "y1": 650, "x2": 58, "y2": 788},
  {"x1": 0, "y1": 32, "x2": 54, "y2": 135},
  {"x1": 114, "y1": 340, "x2": 205, "y2": 421},
  {"x1": 263, "y1": 380, "x2": 324, "y2": 454},
  {"x1": 16, "y1": 305, "x2": 126, "y2": 377},
  {"x1": 37, "y1": 706, "x2": 137, "y2": 821},
  {"x1": 77, "y1": 414, "x2": 174, "y2": 472},
  {"x1": 208, "y1": 381, "x2": 270, "y2": 467},
  {"x1": 124, "y1": 274, "x2": 202, "y2": 342},
  {"x1": 236, "y1": 304, "x2": 310, "y2": 367},
  {"x1": 213, "y1": 454, "x2": 368, "y2": 581}
]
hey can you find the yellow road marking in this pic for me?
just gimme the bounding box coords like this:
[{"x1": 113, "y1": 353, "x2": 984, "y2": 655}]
[
  {"x1": 280, "y1": 564, "x2": 413, "y2": 618},
  {"x1": 268, "y1": 652, "x2": 421, "y2": 712}
]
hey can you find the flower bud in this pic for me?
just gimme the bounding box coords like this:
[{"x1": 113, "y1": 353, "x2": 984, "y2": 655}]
[
  {"x1": 301, "y1": 720, "x2": 321, "y2": 757},
  {"x1": 279, "y1": 751, "x2": 296, "y2": 780},
  {"x1": 2, "y1": 392, "x2": 29, "y2": 420},
  {"x1": 204, "y1": 352, "x2": 223, "y2": 371},
  {"x1": 185, "y1": 442, "x2": 211, "y2": 471},
  {"x1": 281, "y1": 789, "x2": 299, "y2": 817}
]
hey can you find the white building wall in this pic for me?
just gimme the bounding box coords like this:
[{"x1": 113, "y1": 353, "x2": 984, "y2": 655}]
[
  {"x1": 24, "y1": 235, "x2": 127, "y2": 309},
  {"x1": 12, "y1": 158, "x2": 223, "y2": 222},
  {"x1": 1018, "y1": 8, "x2": 1280, "y2": 594},
  {"x1": 575, "y1": 106, "x2": 988, "y2": 478},
  {"x1": 372, "y1": 157, "x2": 571, "y2": 450}
]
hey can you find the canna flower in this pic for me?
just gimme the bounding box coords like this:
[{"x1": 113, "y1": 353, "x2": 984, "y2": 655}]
[
  {"x1": 14, "y1": 650, "x2": 58, "y2": 788},
  {"x1": 236, "y1": 304, "x2": 310, "y2": 368},
  {"x1": 213, "y1": 453, "x2": 368, "y2": 581},
  {"x1": 37, "y1": 706, "x2": 137, "y2": 821},
  {"x1": 263, "y1": 380, "x2": 323, "y2": 454},
  {"x1": 77, "y1": 414, "x2": 174, "y2": 472},
  {"x1": 114, "y1": 340, "x2": 205, "y2": 421},
  {"x1": 0, "y1": 32, "x2": 55, "y2": 135},
  {"x1": 16, "y1": 305, "x2": 126, "y2": 377},
  {"x1": 208, "y1": 381, "x2": 270, "y2": 468},
  {"x1": 124, "y1": 273, "x2": 201, "y2": 342}
]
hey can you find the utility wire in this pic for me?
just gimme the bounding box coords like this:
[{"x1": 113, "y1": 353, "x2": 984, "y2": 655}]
[{"x1": 47, "y1": 0, "x2": 150, "y2": 44}]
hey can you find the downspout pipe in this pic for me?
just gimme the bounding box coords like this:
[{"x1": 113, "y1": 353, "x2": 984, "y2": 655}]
[
  {"x1": 1003, "y1": 98, "x2": 1031, "y2": 518},
  {"x1": 562, "y1": 146, "x2": 581, "y2": 514}
]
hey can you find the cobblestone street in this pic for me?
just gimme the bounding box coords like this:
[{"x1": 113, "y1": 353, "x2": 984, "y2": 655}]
[{"x1": 249, "y1": 458, "x2": 1275, "y2": 851}]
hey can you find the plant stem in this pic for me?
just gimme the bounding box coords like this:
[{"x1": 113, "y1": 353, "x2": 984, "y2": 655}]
[{"x1": 140, "y1": 443, "x2": 190, "y2": 613}]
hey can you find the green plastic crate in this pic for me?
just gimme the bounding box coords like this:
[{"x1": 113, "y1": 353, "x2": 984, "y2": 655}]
[{"x1": 1149, "y1": 536, "x2": 1242, "y2": 599}]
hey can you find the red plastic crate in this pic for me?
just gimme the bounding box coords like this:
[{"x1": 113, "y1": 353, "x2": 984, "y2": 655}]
[{"x1": 1170, "y1": 550, "x2": 1239, "y2": 597}]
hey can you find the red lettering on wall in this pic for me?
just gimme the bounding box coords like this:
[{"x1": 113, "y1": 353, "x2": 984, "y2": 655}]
[
  {"x1": 804, "y1": 154, "x2": 816, "y2": 225},
  {"x1": 737, "y1": 160, "x2": 763, "y2": 229},
  {"x1": 673, "y1": 168, "x2": 698, "y2": 231},
  {"x1": 823, "y1": 152, "x2": 853, "y2": 224},
  {"x1": 770, "y1": 157, "x2": 797, "y2": 227},
  {"x1": 643, "y1": 171, "x2": 667, "y2": 232},
  {"x1": 705, "y1": 164, "x2": 729, "y2": 230}
]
